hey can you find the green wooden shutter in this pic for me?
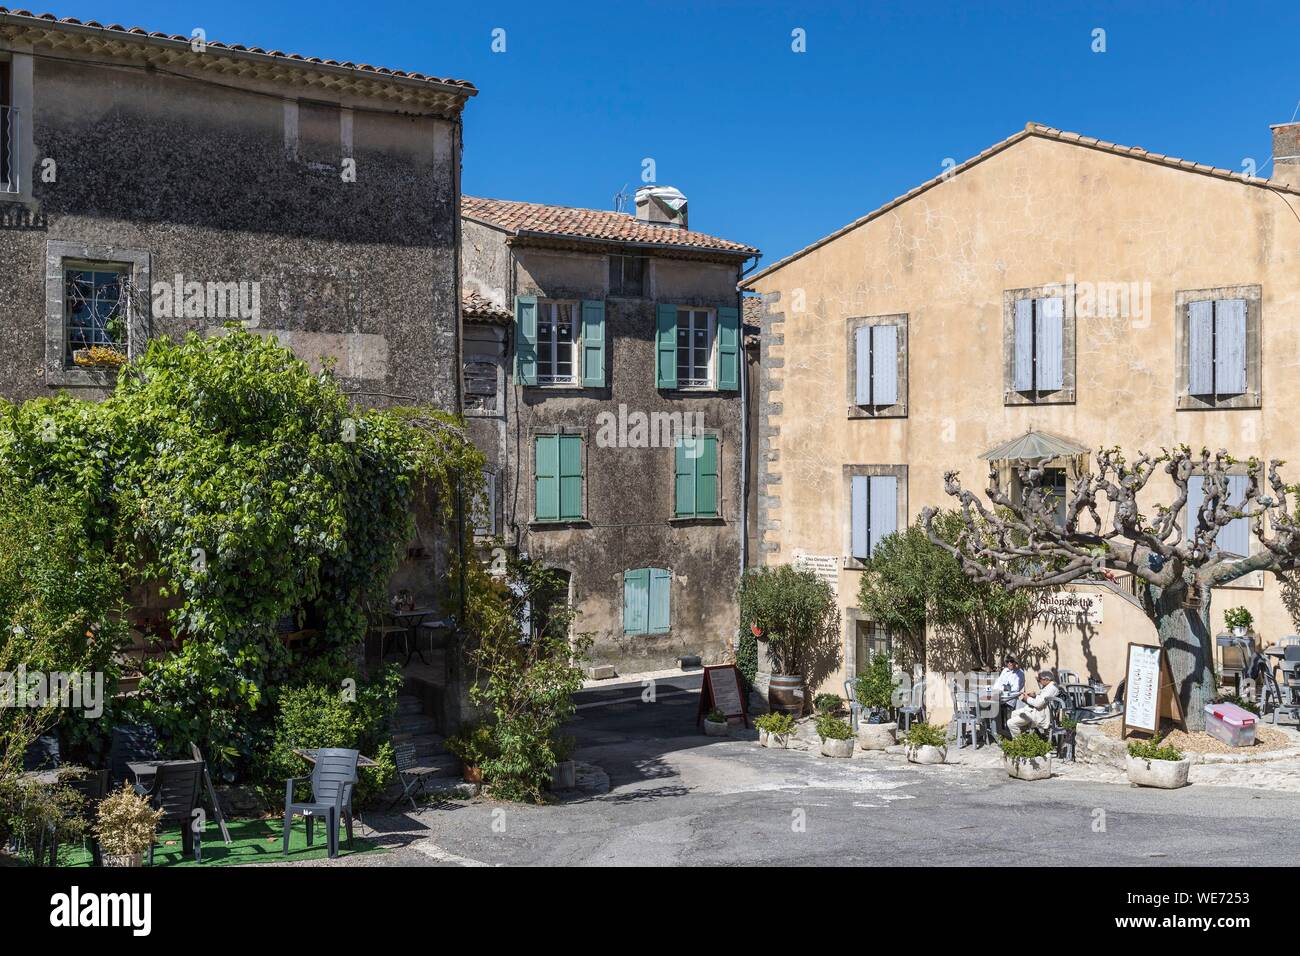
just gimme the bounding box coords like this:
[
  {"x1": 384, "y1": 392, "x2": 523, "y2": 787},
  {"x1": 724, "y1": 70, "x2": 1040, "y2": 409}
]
[
  {"x1": 717, "y1": 305, "x2": 739, "y2": 391},
  {"x1": 623, "y1": 568, "x2": 649, "y2": 635},
  {"x1": 694, "y1": 435, "x2": 718, "y2": 516},
  {"x1": 656, "y1": 303, "x2": 678, "y2": 389},
  {"x1": 558, "y1": 434, "x2": 583, "y2": 520},
  {"x1": 515, "y1": 296, "x2": 538, "y2": 385},
  {"x1": 535, "y1": 434, "x2": 558, "y2": 521},
  {"x1": 674, "y1": 439, "x2": 694, "y2": 516},
  {"x1": 581, "y1": 299, "x2": 606, "y2": 388},
  {"x1": 648, "y1": 568, "x2": 671, "y2": 633}
]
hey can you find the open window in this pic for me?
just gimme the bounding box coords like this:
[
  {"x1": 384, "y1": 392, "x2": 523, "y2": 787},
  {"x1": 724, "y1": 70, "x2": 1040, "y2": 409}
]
[{"x1": 1, "y1": 57, "x2": 15, "y2": 194}]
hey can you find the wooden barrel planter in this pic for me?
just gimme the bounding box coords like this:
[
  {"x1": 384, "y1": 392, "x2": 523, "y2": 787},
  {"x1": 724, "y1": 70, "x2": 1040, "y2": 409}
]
[{"x1": 768, "y1": 674, "x2": 805, "y2": 716}]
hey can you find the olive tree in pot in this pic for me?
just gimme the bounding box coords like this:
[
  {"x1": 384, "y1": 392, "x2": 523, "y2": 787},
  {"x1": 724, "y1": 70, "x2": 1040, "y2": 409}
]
[
  {"x1": 855, "y1": 653, "x2": 900, "y2": 750},
  {"x1": 755, "y1": 712, "x2": 796, "y2": 749},
  {"x1": 738, "y1": 565, "x2": 839, "y2": 717},
  {"x1": 95, "y1": 785, "x2": 162, "y2": 868},
  {"x1": 816, "y1": 713, "x2": 855, "y2": 758},
  {"x1": 1126, "y1": 736, "x2": 1191, "y2": 789},
  {"x1": 703, "y1": 708, "x2": 730, "y2": 737},
  {"x1": 1223, "y1": 606, "x2": 1253, "y2": 638},
  {"x1": 904, "y1": 721, "x2": 948, "y2": 765},
  {"x1": 999, "y1": 732, "x2": 1053, "y2": 780}
]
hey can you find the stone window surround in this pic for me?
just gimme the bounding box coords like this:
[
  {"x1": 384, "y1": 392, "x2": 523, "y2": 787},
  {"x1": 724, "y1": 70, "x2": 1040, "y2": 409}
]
[
  {"x1": 668, "y1": 427, "x2": 726, "y2": 525},
  {"x1": 1174, "y1": 284, "x2": 1262, "y2": 411},
  {"x1": 841, "y1": 463, "x2": 908, "y2": 570},
  {"x1": 45, "y1": 239, "x2": 151, "y2": 389},
  {"x1": 1002, "y1": 282, "x2": 1077, "y2": 406},
  {"x1": 845, "y1": 313, "x2": 908, "y2": 419},
  {"x1": 528, "y1": 425, "x2": 589, "y2": 527}
]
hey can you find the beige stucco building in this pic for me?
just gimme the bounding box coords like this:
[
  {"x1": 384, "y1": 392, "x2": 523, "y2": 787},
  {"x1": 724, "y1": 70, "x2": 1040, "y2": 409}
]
[{"x1": 741, "y1": 121, "x2": 1300, "y2": 716}]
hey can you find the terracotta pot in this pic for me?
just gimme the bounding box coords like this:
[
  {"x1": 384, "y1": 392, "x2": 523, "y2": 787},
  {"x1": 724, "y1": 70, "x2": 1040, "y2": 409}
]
[
  {"x1": 1126, "y1": 754, "x2": 1191, "y2": 789},
  {"x1": 1005, "y1": 754, "x2": 1052, "y2": 781},
  {"x1": 820, "y1": 737, "x2": 854, "y2": 758},
  {"x1": 907, "y1": 744, "x2": 947, "y2": 765},
  {"x1": 462, "y1": 764, "x2": 483, "y2": 784},
  {"x1": 857, "y1": 722, "x2": 897, "y2": 751}
]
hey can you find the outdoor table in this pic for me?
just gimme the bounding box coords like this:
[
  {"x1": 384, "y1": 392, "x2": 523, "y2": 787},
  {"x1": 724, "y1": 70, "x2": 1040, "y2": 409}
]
[
  {"x1": 292, "y1": 748, "x2": 379, "y2": 768},
  {"x1": 390, "y1": 606, "x2": 437, "y2": 666}
]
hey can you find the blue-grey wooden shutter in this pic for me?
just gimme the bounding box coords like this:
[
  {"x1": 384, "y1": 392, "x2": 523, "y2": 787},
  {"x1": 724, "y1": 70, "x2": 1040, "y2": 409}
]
[
  {"x1": 1035, "y1": 296, "x2": 1064, "y2": 391},
  {"x1": 655, "y1": 304, "x2": 677, "y2": 389},
  {"x1": 515, "y1": 296, "x2": 538, "y2": 386},
  {"x1": 535, "y1": 435, "x2": 559, "y2": 521},
  {"x1": 1219, "y1": 474, "x2": 1250, "y2": 556},
  {"x1": 868, "y1": 475, "x2": 898, "y2": 556},
  {"x1": 558, "y1": 434, "x2": 583, "y2": 520},
  {"x1": 623, "y1": 569, "x2": 649, "y2": 635},
  {"x1": 1187, "y1": 300, "x2": 1214, "y2": 395},
  {"x1": 851, "y1": 476, "x2": 869, "y2": 560},
  {"x1": 717, "y1": 306, "x2": 740, "y2": 391},
  {"x1": 695, "y1": 435, "x2": 719, "y2": 516},
  {"x1": 674, "y1": 440, "x2": 694, "y2": 517},
  {"x1": 854, "y1": 326, "x2": 871, "y2": 405},
  {"x1": 1013, "y1": 298, "x2": 1034, "y2": 391},
  {"x1": 581, "y1": 299, "x2": 606, "y2": 388},
  {"x1": 1215, "y1": 298, "x2": 1247, "y2": 396},
  {"x1": 1185, "y1": 475, "x2": 1204, "y2": 542},
  {"x1": 648, "y1": 568, "x2": 671, "y2": 633},
  {"x1": 871, "y1": 324, "x2": 898, "y2": 405}
]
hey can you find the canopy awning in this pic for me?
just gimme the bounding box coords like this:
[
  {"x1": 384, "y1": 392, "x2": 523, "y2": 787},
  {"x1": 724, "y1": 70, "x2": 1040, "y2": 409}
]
[{"x1": 978, "y1": 430, "x2": 1089, "y2": 462}]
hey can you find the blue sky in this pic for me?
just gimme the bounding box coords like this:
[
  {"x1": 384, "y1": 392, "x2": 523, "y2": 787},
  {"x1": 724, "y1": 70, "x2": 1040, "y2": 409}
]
[{"x1": 44, "y1": 0, "x2": 1300, "y2": 266}]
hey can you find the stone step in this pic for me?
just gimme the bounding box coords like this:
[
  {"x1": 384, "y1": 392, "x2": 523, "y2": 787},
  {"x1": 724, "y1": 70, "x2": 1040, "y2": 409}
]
[
  {"x1": 393, "y1": 715, "x2": 438, "y2": 735},
  {"x1": 396, "y1": 697, "x2": 424, "y2": 716}
]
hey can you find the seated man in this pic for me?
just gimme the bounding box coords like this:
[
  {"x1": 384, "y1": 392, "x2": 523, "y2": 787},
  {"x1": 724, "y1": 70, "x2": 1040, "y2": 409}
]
[
  {"x1": 1007, "y1": 670, "x2": 1059, "y2": 738},
  {"x1": 992, "y1": 656, "x2": 1025, "y2": 736}
]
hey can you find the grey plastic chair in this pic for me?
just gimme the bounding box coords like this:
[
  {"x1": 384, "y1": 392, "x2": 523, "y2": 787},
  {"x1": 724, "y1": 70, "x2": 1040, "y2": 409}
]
[
  {"x1": 843, "y1": 679, "x2": 863, "y2": 731},
  {"x1": 136, "y1": 760, "x2": 205, "y2": 864},
  {"x1": 951, "y1": 686, "x2": 991, "y2": 749},
  {"x1": 283, "y1": 748, "x2": 359, "y2": 858},
  {"x1": 895, "y1": 678, "x2": 926, "y2": 732},
  {"x1": 1047, "y1": 696, "x2": 1073, "y2": 760}
]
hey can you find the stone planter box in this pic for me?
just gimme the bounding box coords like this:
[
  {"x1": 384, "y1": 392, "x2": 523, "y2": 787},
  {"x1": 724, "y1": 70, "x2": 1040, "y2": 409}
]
[
  {"x1": 549, "y1": 760, "x2": 576, "y2": 790},
  {"x1": 704, "y1": 719, "x2": 729, "y2": 737},
  {"x1": 758, "y1": 729, "x2": 769, "y2": 746},
  {"x1": 907, "y1": 744, "x2": 947, "y2": 765},
  {"x1": 764, "y1": 732, "x2": 790, "y2": 749},
  {"x1": 820, "y1": 737, "x2": 854, "y2": 758},
  {"x1": 1126, "y1": 754, "x2": 1191, "y2": 789},
  {"x1": 857, "y1": 722, "x2": 897, "y2": 751},
  {"x1": 1005, "y1": 755, "x2": 1052, "y2": 780}
]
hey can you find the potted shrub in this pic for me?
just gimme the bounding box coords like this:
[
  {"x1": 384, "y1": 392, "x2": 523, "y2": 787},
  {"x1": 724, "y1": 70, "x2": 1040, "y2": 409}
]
[
  {"x1": 855, "y1": 653, "x2": 900, "y2": 750},
  {"x1": 739, "y1": 565, "x2": 838, "y2": 716},
  {"x1": 1224, "y1": 606, "x2": 1253, "y2": 638},
  {"x1": 816, "y1": 712, "x2": 854, "y2": 757},
  {"x1": 95, "y1": 785, "x2": 162, "y2": 868},
  {"x1": 447, "y1": 723, "x2": 497, "y2": 784},
  {"x1": 549, "y1": 735, "x2": 577, "y2": 790},
  {"x1": 904, "y1": 721, "x2": 948, "y2": 765},
  {"x1": 704, "y1": 708, "x2": 730, "y2": 737},
  {"x1": 756, "y1": 711, "x2": 796, "y2": 749},
  {"x1": 1059, "y1": 716, "x2": 1078, "y2": 759},
  {"x1": 1126, "y1": 736, "x2": 1191, "y2": 789},
  {"x1": 999, "y1": 733, "x2": 1053, "y2": 780},
  {"x1": 815, "y1": 692, "x2": 843, "y2": 715}
]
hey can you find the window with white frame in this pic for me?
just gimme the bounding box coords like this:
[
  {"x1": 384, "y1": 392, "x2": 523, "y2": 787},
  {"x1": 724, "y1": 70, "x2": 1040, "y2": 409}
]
[
  {"x1": 675, "y1": 307, "x2": 715, "y2": 388},
  {"x1": 63, "y1": 264, "x2": 129, "y2": 365},
  {"x1": 537, "y1": 300, "x2": 580, "y2": 385}
]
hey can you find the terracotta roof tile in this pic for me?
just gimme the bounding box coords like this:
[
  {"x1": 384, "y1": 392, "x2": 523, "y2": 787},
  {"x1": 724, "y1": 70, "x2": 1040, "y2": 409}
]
[
  {"x1": 462, "y1": 290, "x2": 512, "y2": 324},
  {"x1": 0, "y1": 6, "x2": 476, "y2": 92},
  {"x1": 463, "y1": 195, "x2": 759, "y2": 257}
]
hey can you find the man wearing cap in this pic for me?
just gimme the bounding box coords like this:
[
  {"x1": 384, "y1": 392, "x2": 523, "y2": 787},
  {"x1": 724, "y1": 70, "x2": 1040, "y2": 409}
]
[{"x1": 1008, "y1": 670, "x2": 1060, "y2": 738}]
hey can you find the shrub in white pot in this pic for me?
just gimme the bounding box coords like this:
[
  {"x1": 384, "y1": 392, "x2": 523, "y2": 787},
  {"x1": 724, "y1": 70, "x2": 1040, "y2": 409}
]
[
  {"x1": 95, "y1": 784, "x2": 162, "y2": 868},
  {"x1": 855, "y1": 653, "x2": 901, "y2": 749},
  {"x1": 999, "y1": 732, "x2": 1053, "y2": 780},
  {"x1": 704, "y1": 708, "x2": 730, "y2": 737},
  {"x1": 904, "y1": 721, "x2": 948, "y2": 765},
  {"x1": 1126, "y1": 736, "x2": 1191, "y2": 789},
  {"x1": 817, "y1": 713, "x2": 855, "y2": 757},
  {"x1": 1223, "y1": 606, "x2": 1253, "y2": 638},
  {"x1": 755, "y1": 711, "x2": 796, "y2": 749}
]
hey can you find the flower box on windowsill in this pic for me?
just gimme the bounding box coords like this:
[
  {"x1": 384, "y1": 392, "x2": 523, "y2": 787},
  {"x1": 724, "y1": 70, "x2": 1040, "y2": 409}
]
[{"x1": 72, "y1": 346, "x2": 127, "y2": 369}]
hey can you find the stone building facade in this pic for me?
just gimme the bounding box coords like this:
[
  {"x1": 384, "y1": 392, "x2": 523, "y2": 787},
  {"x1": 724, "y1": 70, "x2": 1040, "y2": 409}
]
[
  {"x1": 741, "y1": 121, "x2": 1300, "y2": 716},
  {"x1": 461, "y1": 192, "x2": 760, "y2": 674}
]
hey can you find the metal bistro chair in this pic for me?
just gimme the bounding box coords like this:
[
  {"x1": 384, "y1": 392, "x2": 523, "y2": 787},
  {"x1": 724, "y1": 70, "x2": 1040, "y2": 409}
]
[
  {"x1": 283, "y1": 748, "x2": 359, "y2": 859},
  {"x1": 366, "y1": 601, "x2": 410, "y2": 662},
  {"x1": 895, "y1": 678, "x2": 926, "y2": 733},
  {"x1": 391, "y1": 742, "x2": 441, "y2": 811},
  {"x1": 951, "y1": 685, "x2": 995, "y2": 749},
  {"x1": 136, "y1": 760, "x2": 205, "y2": 865},
  {"x1": 844, "y1": 679, "x2": 863, "y2": 732}
]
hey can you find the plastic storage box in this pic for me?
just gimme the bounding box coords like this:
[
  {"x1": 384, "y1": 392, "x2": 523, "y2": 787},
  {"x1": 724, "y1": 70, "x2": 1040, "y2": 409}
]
[{"x1": 1204, "y1": 702, "x2": 1257, "y2": 747}]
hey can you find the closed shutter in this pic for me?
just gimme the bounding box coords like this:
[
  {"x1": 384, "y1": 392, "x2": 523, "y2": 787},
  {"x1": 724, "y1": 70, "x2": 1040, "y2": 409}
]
[
  {"x1": 535, "y1": 435, "x2": 559, "y2": 521},
  {"x1": 1215, "y1": 298, "x2": 1247, "y2": 396},
  {"x1": 854, "y1": 326, "x2": 871, "y2": 405},
  {"x1": 1187, "y1": 300, "x2": 1214, "y2": 395},
  {"x1": 1013, "y1": 297, "x2": 1034, "y2": 391},
  {"x1": 623, "y1": 569, "x2": 649, "y2": 635},
  {"x1": 851, "y1": 475, "x2": 869, "y2": 560},
  {"x1": 674, "y1": 440, "x2": 694, "y2": 516},
  {"x1": 871, "y1": 324, "x2": 898, "y2": 405},
  {"x1": 1035, "y1": 296, "x2": 1064, "y2": 391},
  {"x1": 717, "y1": 306, "x2": 740, "y2": 391},
  {"x1": 581, "y1": 299, "x2": 606, "y2": 388},
  {"x1": 655, "y1": 303, "x2": 678, "y2": 389},
  {"x1": 515, "y1": 296, "x2": 538, "y2": 386},
  {"x1": 474, "y1": 472, "x2": 496, "y2": 536},
  {"x1": 1185, "y1": 475, "x2": 1204, "y2": 542},
  {"x1": 695, "y1": 435, "x2": 719, "y2": 517},
  {"x1": 648, "y1": 568, "x2": 671, "y2": 633},
  {"x1": 1219, "y1": 473, "x2": 1250, "y2": 556},
  {"x1": 868, "y1": 475, "x2": 898, "y2": 556},
  {"x1": 558, "y1": 434, "x2": 583, "y2": 520}
]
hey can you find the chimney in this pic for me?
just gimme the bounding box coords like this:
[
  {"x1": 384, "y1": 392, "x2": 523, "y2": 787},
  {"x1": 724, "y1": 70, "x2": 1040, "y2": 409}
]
[
  {"x1": 634, "y1": 185, "x2": 688, "y2": 229},
  {"x1": 1272, "y1": 122, "x2": 1300, "y2": 190}
]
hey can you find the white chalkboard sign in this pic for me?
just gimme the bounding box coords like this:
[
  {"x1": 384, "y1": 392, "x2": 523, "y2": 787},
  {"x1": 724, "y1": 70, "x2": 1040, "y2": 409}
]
[{"x1": 1122, "y1": 642, "x2": 1183, "y2": 737}]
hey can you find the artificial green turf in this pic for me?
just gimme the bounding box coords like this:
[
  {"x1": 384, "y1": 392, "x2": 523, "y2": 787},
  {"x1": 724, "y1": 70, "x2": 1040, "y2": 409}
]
[{"x1": 60, "y1": 817, "x2": 383, "y2": 867}]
